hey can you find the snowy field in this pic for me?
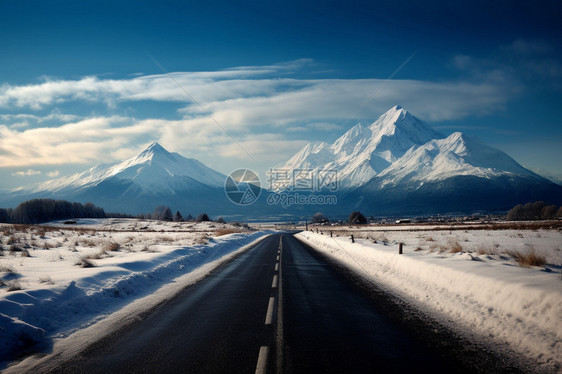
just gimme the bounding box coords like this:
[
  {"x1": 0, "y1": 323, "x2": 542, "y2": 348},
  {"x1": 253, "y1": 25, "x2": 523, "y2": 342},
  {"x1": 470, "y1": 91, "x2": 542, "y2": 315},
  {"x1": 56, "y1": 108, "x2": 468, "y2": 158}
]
[
  {"x1": 0, "y1": 219, "x2": 274, "y2": 366},
  {"x1": 297, "y1": 225, "x2": 562, "y2": 373}
]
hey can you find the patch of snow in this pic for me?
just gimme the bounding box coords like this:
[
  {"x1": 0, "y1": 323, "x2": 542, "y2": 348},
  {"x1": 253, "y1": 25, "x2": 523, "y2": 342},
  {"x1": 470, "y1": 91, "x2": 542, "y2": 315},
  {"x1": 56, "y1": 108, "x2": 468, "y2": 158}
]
[{"x1": 0, "y1": 219, "x2": 274, "y2": 365}]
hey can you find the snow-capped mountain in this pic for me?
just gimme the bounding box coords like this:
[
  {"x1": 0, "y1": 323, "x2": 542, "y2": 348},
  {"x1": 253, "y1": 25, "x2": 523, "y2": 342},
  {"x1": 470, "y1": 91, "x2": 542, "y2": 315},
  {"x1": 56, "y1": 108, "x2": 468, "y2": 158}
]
[
  {"x1": 34, "y1": 142, "x2": 226, "y2": 195},
  {"x1": 374, "y1": 132, "x2": 538, "y2": 188},
  {"x1": 280, "y1": 105, "x2": 444, "y2": 189},
  {"x1": 281, "y1": 105, "x2": 562, "y2": 214},
  {"x1": 3, "y1": 142, "x2": 238, "y2": 216}
]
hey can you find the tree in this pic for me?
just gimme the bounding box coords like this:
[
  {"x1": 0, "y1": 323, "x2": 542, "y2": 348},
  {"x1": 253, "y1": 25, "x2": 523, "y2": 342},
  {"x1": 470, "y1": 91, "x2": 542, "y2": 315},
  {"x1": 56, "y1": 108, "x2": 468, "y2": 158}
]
[
  {"x1": 348, "y1": 211, "x2": 367, "y2": 224},
  {"x1": 5, "y1": 199, "x2": 106, "y2": 224},
  {"x1": 507, "y1": 201, "x2": 560, "y2": 221},
  {"x1": 174, "y1": 211, "x2": 183, "y2": 222},
  {"x1": 311, "y1": 212, "x2": 329, "y2": 224},
  {"x1": 506, "y1": 204, "x2": 523, "y2": 220},
  {"x1": 153, "y1": 206, "x2": 173, "y2": 221},
  {"x1": 541, "y1": 205, "x2": 558, "y2": 220},
  {"x1": 216, "y1": 216, "x2": 226, "y2": 224},
  {"x1": 0, "y1": 208, "x2": 10, "y2": 223},
  {"x1": 196, "y1": 213, "x2": 210, "y2": 222}
]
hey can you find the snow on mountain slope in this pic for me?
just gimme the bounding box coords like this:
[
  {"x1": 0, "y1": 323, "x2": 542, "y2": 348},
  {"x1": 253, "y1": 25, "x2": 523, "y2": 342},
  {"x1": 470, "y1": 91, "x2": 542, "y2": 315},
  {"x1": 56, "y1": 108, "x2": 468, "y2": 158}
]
[
  {"x1": 280, "y1": 105, "x2": 444, "y2": 189},
  {"x1": 375, "y1": 132, "x2": 539, "y2": 188},
  {"x1": 34, "y1": 142, "x2": 226, "y2": 194}
]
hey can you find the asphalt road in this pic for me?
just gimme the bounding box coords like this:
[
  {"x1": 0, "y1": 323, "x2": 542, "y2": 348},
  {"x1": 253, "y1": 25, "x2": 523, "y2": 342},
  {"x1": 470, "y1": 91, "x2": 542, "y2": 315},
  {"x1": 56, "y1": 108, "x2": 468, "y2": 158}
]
[{"x1": 42, "y1": 232, "x2": 495, "y2": 373}]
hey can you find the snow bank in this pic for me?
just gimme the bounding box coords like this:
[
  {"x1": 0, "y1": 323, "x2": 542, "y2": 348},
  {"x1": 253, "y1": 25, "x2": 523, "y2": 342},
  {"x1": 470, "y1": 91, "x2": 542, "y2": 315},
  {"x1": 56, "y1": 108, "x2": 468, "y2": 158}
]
[
  {"x1": 0, "y1": 230, "x2": 273, "y2": 364},
  {"x1": 296, "y1": 232, "x2": 562, "y2": 372}
]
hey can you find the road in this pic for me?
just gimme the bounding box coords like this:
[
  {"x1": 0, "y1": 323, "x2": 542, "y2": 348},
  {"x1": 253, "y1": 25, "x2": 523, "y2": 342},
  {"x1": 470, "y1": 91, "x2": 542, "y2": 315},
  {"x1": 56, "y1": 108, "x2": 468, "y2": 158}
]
[{"x1": 41, "y1": 232, "x2": 492, "y2": 373}]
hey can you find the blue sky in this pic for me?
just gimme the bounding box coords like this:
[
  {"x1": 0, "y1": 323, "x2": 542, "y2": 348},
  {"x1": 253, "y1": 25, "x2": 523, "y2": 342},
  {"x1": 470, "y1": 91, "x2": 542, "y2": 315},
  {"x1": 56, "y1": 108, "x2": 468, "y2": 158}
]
[{"x1": 1, "y1": 0, "x2": 561, "y2": 189}]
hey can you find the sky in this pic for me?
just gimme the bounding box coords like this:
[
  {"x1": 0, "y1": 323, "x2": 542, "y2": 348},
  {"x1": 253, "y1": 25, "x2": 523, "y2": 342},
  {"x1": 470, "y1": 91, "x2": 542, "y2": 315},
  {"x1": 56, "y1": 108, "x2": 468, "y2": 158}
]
[{"x1": 1, "y1": 0, "x2": 561, "y2": 189}]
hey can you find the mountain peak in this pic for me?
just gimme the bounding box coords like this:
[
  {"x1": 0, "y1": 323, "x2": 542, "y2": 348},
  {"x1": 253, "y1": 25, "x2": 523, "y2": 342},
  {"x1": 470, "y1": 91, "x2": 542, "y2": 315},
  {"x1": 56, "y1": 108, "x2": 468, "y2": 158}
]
[{"x1": 141, "y1": 141, "x2": 168, "y2": 155}]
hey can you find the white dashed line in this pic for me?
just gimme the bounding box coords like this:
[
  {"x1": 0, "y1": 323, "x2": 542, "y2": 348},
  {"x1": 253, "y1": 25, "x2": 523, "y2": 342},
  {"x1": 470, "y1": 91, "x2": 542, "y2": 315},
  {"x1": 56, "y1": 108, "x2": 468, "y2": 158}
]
[
  {"x1": 265, "y1": 296, "x2": 275, "y2": 325},
  {"x1": 255, "y1": 345, "x2": 269, "y2": 374},
  {"x1": 272, "y1": 274, "x2": 278, "y2": 288},
  {"x1": 275, "y1": 263, "x2": 279, "y2": 271}
]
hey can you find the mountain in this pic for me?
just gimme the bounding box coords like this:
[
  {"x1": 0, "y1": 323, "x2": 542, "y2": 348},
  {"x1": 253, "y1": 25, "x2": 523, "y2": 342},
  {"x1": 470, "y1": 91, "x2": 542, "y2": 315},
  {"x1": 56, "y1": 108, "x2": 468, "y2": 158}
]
[
  {"x1": 280, "y1": 105, "x2": 444, "y2": 189},
  {"x1": 2, "y1": 143, "x2": 242, "y2": 217},
  {"x1": 346, "y1": 132, "x2": 562, "y2": 214},
  {"x1": 281, "y1": 106, "x2": 562, "y2": 215},
  {"x1": 34, "y1": 142, "x2": 226, "y2": 195}
]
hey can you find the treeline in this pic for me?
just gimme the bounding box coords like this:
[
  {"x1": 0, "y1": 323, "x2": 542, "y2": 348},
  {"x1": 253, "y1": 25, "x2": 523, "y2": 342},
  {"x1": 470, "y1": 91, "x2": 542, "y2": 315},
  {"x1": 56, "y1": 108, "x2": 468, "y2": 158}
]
[
  {"x1": 0, "y1": 199, "x2": 106, "y2": 224},
  {"x1": 138, "y1": 205, "x2": 225, "y2": 223},
  {"x1": 506, "y1": 201, "x2": 562, "y2": 221}
]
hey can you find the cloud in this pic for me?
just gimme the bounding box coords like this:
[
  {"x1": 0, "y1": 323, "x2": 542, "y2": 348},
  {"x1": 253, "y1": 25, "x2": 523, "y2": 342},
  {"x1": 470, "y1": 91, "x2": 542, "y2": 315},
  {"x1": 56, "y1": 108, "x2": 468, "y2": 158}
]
[
  {"x1": 46, "y1": 170, "x2": 59, "y2": 177},
  {"x1": 0, "y1": 59, "x2": 521, "y2": 170},
  {"x1": 505, "y1": 39, "x2": 552, "y2": 55},
  {"x1": 454, "y1": 38, "x2": 562, "y2": 90},
  {"x1": 11, "y1": 169, "x2": 41, "y2": 176}
]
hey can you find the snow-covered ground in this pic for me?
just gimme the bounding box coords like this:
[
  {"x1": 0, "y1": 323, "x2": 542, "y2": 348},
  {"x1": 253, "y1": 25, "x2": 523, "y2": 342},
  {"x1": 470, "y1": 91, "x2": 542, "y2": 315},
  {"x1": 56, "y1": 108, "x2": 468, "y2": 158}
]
[
  {"x1": 0, "y1": 219, "x2": 273, "y2": 366},
  {"x1": 296, "y1": 228, "x2": 562, "y2": 373}
]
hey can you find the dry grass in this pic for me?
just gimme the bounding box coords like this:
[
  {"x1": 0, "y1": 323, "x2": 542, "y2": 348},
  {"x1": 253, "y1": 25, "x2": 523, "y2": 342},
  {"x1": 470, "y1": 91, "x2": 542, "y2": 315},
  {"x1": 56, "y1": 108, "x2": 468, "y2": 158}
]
[
  {"x1": 156, "y1": 236, "x2": 175, "y2": 243},
  {"x1": 75, "y1": 257, "x2": 97, "y2": 268},
  {"x1": 0, "y1": 264, "x2": 16, "y2": 273},
  {"x1": 448, "y1": 240, "x2": 463, "y2": 253},
  {"x1": 508, "y1": 248, "x2": 547, "y2": 268},
  {"x1": 214, "y1": 228, "x2": 243, "y2": 236},
  {"x1": 103, "y1": 241, "x2": 120, "y2": 252},
  {"x1": 6, "y1": 280, "x2": 22, "y2": 292},
  {"x1": 38, "y1": 275, "x2": 55, "y2": 285},
  {"x1": 9, "y1": 245, "x2": 22, "y2": 255},
  {"x1": 476, "y1": 245, "x2": 495, "y2": 256},
  {"x1": 79, "y1": 238, "x2": 98, "y2": 247},
  {"x1": 83, "y1": 249, "x2": 108, "y2": 260},
  {"x1": 195, "y1": 235, "x2": 209, "y2": 245}
]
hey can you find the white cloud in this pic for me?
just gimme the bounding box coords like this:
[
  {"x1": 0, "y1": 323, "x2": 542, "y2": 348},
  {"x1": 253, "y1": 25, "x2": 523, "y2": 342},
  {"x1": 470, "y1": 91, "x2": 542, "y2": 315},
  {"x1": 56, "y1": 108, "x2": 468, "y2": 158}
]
[
  {"x1": 11, "y1": 169, "x2": 41, "y2": 176},
  {"x1": 46, "y1": 170, "x2": 60, "y2": 178},
  {"x1": 0, "y1": 59, "x2": 521, "y2": 170}
]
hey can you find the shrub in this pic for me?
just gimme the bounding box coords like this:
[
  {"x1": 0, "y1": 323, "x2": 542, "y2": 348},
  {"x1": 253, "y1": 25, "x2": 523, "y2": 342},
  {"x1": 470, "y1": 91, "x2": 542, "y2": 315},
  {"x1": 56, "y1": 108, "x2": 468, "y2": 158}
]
[
  {"x1": 103, "y1": 242, "x2": 120, "y2": 252},
  {"x1": 76, "y1": 257, "x2": 97, "y2": 268},
  {"x1": 0, "y1": 264, "x2": 16, "y2": 273},
  {"x1": 508, "y1": 248, "x2": 547, "y2": 267},
  {"x1": 6, "y1": 280, "x2": 22, "y2": 292},
  {"x1": 20, "y1": 249, "x2": 31, "y2": 257},
  {"x1": 9, "y1": 245, "x2": 22, "y2": 255},
  {"x1": 348, "y1": 211, "x2": 367, "y2": 224},
  {"x1": 39, "y1": 275, "x2": 55, "y2": 285},
  {"x1": 449, "y1": 240, "x2": 463, "y2": 253}
]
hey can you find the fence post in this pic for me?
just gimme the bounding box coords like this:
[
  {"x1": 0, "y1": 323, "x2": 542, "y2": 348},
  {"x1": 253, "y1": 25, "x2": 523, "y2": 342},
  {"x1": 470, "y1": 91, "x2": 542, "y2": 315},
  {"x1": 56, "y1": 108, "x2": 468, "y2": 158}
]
[
  {"x1": 330, "y1": 231, "x2": 333, "y2": 237},
  {"x1": 351, "y1": 234, "x2": 355, "y2": 243},
  {"x1": 398, "y1": 242, "x2": 403, "y2": 254}
]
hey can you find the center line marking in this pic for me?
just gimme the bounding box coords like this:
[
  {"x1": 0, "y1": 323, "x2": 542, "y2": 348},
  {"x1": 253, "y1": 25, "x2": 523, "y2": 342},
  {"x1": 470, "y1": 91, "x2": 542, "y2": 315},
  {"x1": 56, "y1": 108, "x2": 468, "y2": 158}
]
[
  {"x1": 255, "y1": 345, "x2": 269, "y2": 374},
  {"x1": 272, "y1": 274, "x2": 278, "y2": 288},
  {"x1": 276, "y1": 255, "x2": 280, "y2": 261},
  {"x1": 265, "y1": 296, "x2": 275, "y2": 325},
  {"x1": 275, "y1": 263, "x2": 279, "y2": 271}
]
